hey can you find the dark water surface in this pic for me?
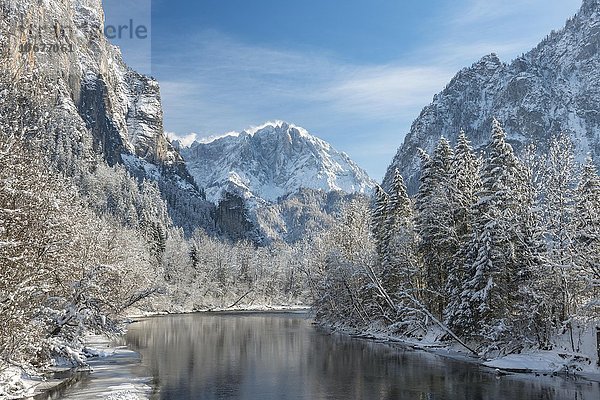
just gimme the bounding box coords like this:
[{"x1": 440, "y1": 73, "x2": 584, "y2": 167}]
[{"x1": 124, "y1": 312, "x2": 599, "y2": 399}]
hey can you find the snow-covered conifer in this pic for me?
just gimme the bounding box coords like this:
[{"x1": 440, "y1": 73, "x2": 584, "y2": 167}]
[
  {"x1": 414, "y1": 138, "x2": 455, "y2": 318},
  {"x1": 449, "y1": 119, "x2": 543, "y2": 346}
]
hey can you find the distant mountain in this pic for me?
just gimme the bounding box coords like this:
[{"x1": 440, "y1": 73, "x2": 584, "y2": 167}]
[
  {"x1": 176, "y1": 121, "x2": 375, "y2": 243},
  {"x1": 180, "y1": 121, "x2": 375, "y2": 204},
  {"x1": 384, "y1": 0, "x2": 600, "y2": 192}
]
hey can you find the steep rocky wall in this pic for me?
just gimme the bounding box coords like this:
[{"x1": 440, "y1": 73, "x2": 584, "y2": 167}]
[{"x1": 1, "y1": 0, "x2": 190, "y2": 178}]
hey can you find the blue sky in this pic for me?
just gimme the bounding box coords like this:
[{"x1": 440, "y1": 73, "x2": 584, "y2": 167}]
[{"x1": 106, "y1": 0, "x2": 582, "y2": 180}]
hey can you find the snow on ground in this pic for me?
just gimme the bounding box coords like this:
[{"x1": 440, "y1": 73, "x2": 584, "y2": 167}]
[
  {"x1": 0, "y1": 334, "x2": 153, "y2": 400},
  {"x1": 126, "y1": 304, "x2": 311, "y2": 318},
  {"x1": 323, "y1": 320, "x2": 600, "y2": 382},
  {"x1": 484, "y1": 351, "x2": 580, "y2": 372},
  {"x1": 58, "y1": 334, "x2": 152, "y2": 400},
  {"x1": 0, "y1": 366, "x2": 36, "y2": 399},
  {"x1": 483, "y1": 321, "x2": 600, "y2": 378},
  {"x1": 202, "y1": 304, "x2": 311, "y2": 313},
  {"x1": 103, "y1": 390, "x2": 147, "y2": 400}
]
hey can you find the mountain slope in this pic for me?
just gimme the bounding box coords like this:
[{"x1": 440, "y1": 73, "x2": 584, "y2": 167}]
[
  {"x1": 1, "y1": 0, "x2": 215, "y2": 234},
  {"x1": 384, "y1": 0, "x2": 600, "y2": 192},
  {"x1": 180, "y1": 121, "x2": 375, "y2": 204}
]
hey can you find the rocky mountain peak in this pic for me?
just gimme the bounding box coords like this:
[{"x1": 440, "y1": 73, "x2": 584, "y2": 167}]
[
  {"x1": 475, "y1": 53, "x2": 503, "y2": 69},
  {"x1": 580, "y1": 0, "x2": 600, "y2": 15},
  {"x1": 384, "y1": 0, "x2": 600, "y2": 193},
  {"x1": 180, "y1": 122, "x2": 375, "y2": 204}
]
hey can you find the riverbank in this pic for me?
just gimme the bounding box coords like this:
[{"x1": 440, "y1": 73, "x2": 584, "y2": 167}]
[
  {"x1": 55, "y1": 335, "x2": 152, "y2": 400},
  {"x1": 0, "y1": 365, "x2": 82, "y2": 400},
  {"x1": 0, "y1": 335, "x2": 151, "y2": 400},
  {"x1": 90, "y1": 310, "x2": 600, "y2": 398},
  {"x1": 319, "y1": 322, "x2": 600, "y2": 383},
  {"x1": 126, "y1": 303, "x2": 311, "y2": 318},
  {"x1": 16, "y1": 308, "x2": 596, "y2": 399}
]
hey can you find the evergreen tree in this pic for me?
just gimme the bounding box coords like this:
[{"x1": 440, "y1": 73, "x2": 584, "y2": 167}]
[
  {"x1": 449, "y1": 119, "x2": 542, "y2": 346},
  {"x1": 414, "y1": 138, "x2": 455, "y2": 318},
  {"x1": 444, "y1": 131, "x2": 481, "y2": 325},
  {"x1": 384, "y1": 169, "x2": 413, "y2": 284},
  {"x1": 384, "y1": 169, "x2": 424, "y2": 332},
  {"x1": 573, "y1": 157, "x2": 600, "y2": 315},
  {"x1": 538, "y1": 135, "x2": 579, "y2": 328},
  {"x1": 372, "y1": 184, "x2": 390, "y2": 267}
]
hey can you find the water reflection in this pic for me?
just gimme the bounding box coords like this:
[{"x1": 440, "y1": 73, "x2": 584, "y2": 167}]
[{"x1": 125, "y1": 312, "x2": 600, "y2": 400}]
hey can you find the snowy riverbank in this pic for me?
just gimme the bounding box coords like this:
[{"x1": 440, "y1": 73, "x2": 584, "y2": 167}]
[
  {"x1": 320, "y1": 321, "x2": 600, "y2": 383},
  {"x1": 0, "y1": 306, "x2": 311, "y2": 399},
  {"x1": 126, "y1": 303, "x2": 311, "y2": 318},
  {"x1": 0, "y1": 335, "x2": 152, "y2": 400},
  {"x1": 56, "y1": 334, "x2": 153, "y2": 400}
]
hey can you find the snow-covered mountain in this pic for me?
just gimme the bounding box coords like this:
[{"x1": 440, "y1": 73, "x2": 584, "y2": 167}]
[
  {"x1": 384, "y1": 0, "x2": 600, "y2": 192},
  {"x1": 179, "y1": 121, "x2": 375, "y2": 204},
  {"x1": 1, "y1": 0, "x2": 216, "y2": 233}
]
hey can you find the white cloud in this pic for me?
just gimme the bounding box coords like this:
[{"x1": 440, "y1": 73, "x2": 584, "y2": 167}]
[{"x1": 316, "y1": 65, "x2": 455, "y2": 120}]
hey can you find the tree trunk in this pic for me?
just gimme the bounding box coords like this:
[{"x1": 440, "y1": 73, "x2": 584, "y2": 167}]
[{"x1": 596, "y1": 327, "x2": 600, "y2": 366}]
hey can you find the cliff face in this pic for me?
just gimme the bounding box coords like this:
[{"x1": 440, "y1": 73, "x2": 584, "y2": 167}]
[
  {"x1": 1, "y1": 0, "x2": 193, "y2": 185},
  {"x1": 0, "y1": 0, "x2": 217, "y2": 237},
  {"x1": 384, "y1": 0, "x2": 600, "y2": 192}
]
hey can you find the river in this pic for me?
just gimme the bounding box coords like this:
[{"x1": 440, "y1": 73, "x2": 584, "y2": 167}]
[{"x1": 61, "y1": 311, "x2": 600, "y2": 399}]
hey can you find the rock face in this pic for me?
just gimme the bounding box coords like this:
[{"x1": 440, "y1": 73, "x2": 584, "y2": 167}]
[
  {"x1": 1, "y1": 0, "x2": 195, "y2": 186},
  {"x1": 384, "y1": 0, "x2": 600, "y2": 192},
  {"x1": 181, "y1": 121, "x2": 375, "y2": 204},
  {"x1": 1, "y1": 0, "x2": 214, "y2": 234}
]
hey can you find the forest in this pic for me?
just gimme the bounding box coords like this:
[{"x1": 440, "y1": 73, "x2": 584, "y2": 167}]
[
  {"x1": 313, "y1": 120, "x2": 600, "y2": 357},
  {"x1": 1, "y1": 70, "x2": 599, "y2": 391}
]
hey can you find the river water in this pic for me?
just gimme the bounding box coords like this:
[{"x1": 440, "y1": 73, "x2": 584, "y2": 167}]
[{"x1": 115, "y1": 311, "x2": 599, "y2": 400}]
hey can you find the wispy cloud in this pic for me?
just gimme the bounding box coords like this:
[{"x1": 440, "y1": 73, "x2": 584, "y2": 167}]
[
  {"x1": 438, "y1": 0, "x2": 581, "y2": 67},
  {"x1": 451, "y1": 0, "x2": 536, "y2": 25},
  {"x1": 450, "y1": 0, "x2": 579, "y2": 26},
  {"x1": 156, "y1": 30, "x2": 457, "y2": 138},
  {"x1": 151, "y1": 0, "x2": 583, "y2": 179},
  {"x1": 316, "y1": 65, "x2": 454, "y2": 120}
]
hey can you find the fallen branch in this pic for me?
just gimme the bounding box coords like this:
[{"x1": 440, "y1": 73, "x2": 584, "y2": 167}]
[
  {"x1": 362, "y1": 263, "x2": 479, "y2": 357},
  {"x1": 227, "y1": 289, "x2": 254, "y2": 309}
]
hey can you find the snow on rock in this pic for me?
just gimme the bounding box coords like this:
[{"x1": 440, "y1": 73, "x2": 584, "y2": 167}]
[
  {"x1": 384, "y1": 0, "x2": 600, "y2": 192},
  {"x1": 181, "y1": 121, "x2": 375, "y2": 204}
]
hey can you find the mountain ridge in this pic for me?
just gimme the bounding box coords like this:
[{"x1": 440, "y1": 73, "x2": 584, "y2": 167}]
[
  {"x1": 384, "y1": 0, "x2": 600, "y2": 192},
  {"x1": 180, "y1": 121, "x2": 376, "y2": 204}
]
